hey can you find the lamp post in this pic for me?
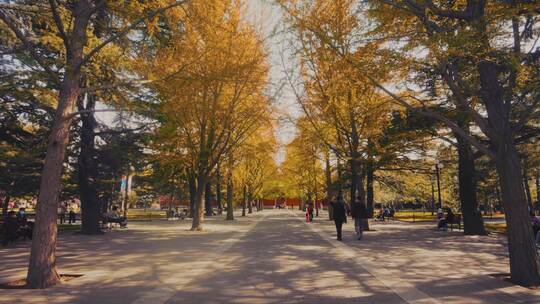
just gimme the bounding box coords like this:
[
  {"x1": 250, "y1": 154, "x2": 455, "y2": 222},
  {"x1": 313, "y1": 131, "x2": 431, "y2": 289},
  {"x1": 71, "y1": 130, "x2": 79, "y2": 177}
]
[
  {"x1": 435, "y1": 162, "x2": 443, "y2": 209},
  {"x1": 430, "y1": 176, "x2": 435, "y2": 215}
]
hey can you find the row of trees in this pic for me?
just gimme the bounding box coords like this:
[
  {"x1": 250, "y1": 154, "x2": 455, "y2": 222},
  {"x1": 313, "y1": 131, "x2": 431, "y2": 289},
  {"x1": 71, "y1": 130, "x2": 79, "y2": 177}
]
[
  {"x1": 144, "y1": 0, "x2": 275, "y2": 230},
  {"x1": 0, "y1": 0, "x2": 278, "y2": 289},
  {"x1": 278, "y1": 0, "x2": 540, "y2": 286}
]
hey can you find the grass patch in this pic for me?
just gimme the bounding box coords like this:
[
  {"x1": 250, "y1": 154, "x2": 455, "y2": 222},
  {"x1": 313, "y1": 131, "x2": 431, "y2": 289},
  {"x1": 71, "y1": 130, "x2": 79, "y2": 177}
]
[
  {"x1": 485, "y1": 222, "x2": 506, "y2": 234},
  {"x1": 394, "y1": 211, "x2": 437, "y2": 222},
  {"x1": 58, "y1": 224, "x2": 81, "y2": 232},
  {"x1": 127, "y1": 209, "x2": 167, "y2": 220}
]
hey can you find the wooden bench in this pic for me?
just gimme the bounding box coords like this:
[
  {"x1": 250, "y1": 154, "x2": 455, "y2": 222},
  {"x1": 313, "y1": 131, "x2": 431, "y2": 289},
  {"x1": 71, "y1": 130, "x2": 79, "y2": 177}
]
[{"x1": 448, "y1": 214, "x2": 462, "y2": 231}]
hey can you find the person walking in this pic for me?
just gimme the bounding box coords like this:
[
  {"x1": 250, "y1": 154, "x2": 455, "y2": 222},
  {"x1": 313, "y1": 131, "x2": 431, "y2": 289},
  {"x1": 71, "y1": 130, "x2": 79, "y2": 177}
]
[
  {"x1": 68, "y1": 209, "x2": 76, "y2": 224},
  {"x1": 353, "y1": 197, "x2": 368, "y2": 240},
  {"x1": 16, "y1": 207, "x2": 27, "y2": 226},
  {"x1": 331, "y1": 193, "x2": 347, "y2": 241},
  {"x1": 58, "y1": 204, "x2": 66, "y2": 224},
  {"x1": 307, "y1": 203, "x2": 314, "y2": 222},
  {"x1": 2, "y1": 211, "x2": 20, "y2": 246}
]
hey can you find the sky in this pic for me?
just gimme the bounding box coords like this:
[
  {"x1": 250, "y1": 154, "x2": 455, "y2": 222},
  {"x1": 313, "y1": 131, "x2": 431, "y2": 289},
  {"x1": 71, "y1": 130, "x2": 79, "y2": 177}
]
[{"x1": 244, "y1": 0, "x2": 302, "y2": 163}]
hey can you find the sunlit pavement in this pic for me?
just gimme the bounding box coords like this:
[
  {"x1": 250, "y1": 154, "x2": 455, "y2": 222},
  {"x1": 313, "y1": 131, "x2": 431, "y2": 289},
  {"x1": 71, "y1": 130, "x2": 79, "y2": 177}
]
[{"x1": 1, "y1": 209, "x2": 539, "y2": 303}]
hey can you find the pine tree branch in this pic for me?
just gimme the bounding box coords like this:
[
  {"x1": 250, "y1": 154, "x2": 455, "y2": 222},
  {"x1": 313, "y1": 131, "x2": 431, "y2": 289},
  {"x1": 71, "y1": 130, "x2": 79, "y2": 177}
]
[
  {"x1": 48, "y1": 0, "x2": 69, "y2": 48},
  {"x1": 0, "y1": 9, "x2": 60, "y2": 85},
  {"x1": 78, "y1": 0, "x2": 188, "y2": 69}
]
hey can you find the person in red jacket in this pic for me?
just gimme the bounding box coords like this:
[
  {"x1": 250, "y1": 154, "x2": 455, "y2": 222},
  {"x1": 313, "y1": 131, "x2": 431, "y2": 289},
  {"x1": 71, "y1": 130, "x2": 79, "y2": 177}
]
[{"x1": 307, "y1": 204, "x2": 314, "y2": 222}]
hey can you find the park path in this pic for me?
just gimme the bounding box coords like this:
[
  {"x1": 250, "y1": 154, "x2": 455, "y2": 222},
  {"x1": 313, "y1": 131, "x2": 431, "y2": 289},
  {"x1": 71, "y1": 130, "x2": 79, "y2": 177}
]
[
  {"x1": 1, "y1": 209, "x2": 540, "y2": 304},
  {"x1": 164, "y1": 210, "x2": 406, "y2": 304}
]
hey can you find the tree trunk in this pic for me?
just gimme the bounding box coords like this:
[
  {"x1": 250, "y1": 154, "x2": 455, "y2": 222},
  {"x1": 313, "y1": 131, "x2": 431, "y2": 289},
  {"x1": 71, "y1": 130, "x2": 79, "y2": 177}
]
[
  {"x1": 26, "y1": 78, "x2": 79, "y2": 288},
  {"x1": 315, "y1": 195, "x2": 319, "y2": 217},
  {"x1": 25, "y1": 2, "x2": 93, "y2": 287},
  {"x1": 205, "y1": 180, "x2": 212, "y2": 216},
  {"x1": 536, "y1": 173, "x2": 540, "y2": 208},
  {"x1": 241, "y1": 185, "x2": 246, "y2": 217},
  {"x1": 349, "y1": 156, "x2": 360, "y2": 211},
  {"x1": 495, "y1": 144, "x2": 540, "y2": 286},
  {"x1": 366, "y1": 163, "x2": 374, "y2": 218},
  {"x1": 358, "y1": 172, "x2": 369, "y2": 231},
  {"x1": 226, "y1": 171, "x2": 234, "y2": 221},
  {"x1": 455, "y1": 132, "x2": 486, "y2": 235},
  {"x1": 479, "y1": 60, "x2": 540, "y2": 286},
  {"x1": 325, "y1": 153, "x2": 333, "y2": 220},
  {"x1": 2, "y1": 193, "x2": 9, "y2": 216},
  {"x1": 523, "y1": 158, "x2": 533, "y2": 211},
  {"x1": 216, "y1": 171, "x2": 222, "y2": 215},
  {"x1": 248, "y1": 189, "x2": 253, "y2": 214},
  {"x1": 77, "y1": 92, "x2": 101, "y2": 235},
  {"x1": 188, "y1": 173, "x2": 196, "y2": 218},
  {"x1": 191, "y1": 175, "x2": 207, "y2": 231}
]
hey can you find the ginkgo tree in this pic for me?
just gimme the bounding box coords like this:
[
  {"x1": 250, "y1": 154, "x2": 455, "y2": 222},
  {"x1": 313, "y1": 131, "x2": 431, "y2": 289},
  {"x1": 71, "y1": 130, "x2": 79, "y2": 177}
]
[
  {"x1": 282, "y1": 0, "x2": 396, "y2": 218},
  {"x1": 234, "y1": 125, "x2": 278, "y2": 215},
  {"x1": 280, "y1": 0, "x2": 540, "y2": 286},
  {"x1": 281, "y1": 118, "x2": 325, "y2": 210},
  {"x1": 146, "y1": 0, "x2": 271, "y2": 231}
]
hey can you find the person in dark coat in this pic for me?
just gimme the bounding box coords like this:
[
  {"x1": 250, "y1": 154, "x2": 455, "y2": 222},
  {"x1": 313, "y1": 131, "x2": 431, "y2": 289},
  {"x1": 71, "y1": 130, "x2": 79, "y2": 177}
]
[
  {"x1": 2, "y1": 211, "x2": 19, "y2": 246},
  {"x1": 331, "y1": 193, "x2": 347, "y2": 241},
  {"x1": 68, "y1": 210, "x2": 76, "y2": 224},
  {"x1": 17, "y1": 207, "x2": 27, "y2": 226},
  {"x1": 352, "y1": 197, "x2": 368, "y2": 240}
]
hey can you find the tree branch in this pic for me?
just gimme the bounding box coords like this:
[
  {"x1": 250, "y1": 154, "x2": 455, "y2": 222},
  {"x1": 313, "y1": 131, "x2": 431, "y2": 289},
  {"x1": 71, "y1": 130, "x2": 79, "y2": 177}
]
[
  {"x1": 48, "y1": 0, "x2": 69, "y2": 48},
  {"x1": 78, "y1": 1, "x2": 188, "y2": 69},
  {"x1": 0, "y1": 9, "x2": 60, "y2": 85}
]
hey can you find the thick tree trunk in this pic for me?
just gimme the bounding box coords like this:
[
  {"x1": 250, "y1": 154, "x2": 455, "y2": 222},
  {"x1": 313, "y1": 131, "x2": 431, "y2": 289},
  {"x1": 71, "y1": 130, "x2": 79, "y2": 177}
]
[
  {"x1": 358, "y1": 172, "x2": 369, "y2": 231},
  {"x1": 205, "y1": 181, "x2": 212, "y2": 216},
  {"x1": 455, "y1": 133, "x2": 486, "y2": 235},
  {"x1": 479, "y1": 60, "x2": 540, "y2": 286},
  {"x1": 26, "y1": 79, "x2": 79, "y2": 288},
  {"x1": 26, "y1": 2, "x2": 93, "y2": 287},
  {"x1": 248, "y1": 190, "x2": 253, "y2": 214},
  {"x1": 349, "y1": 157, "x2": 360, "y2": 210},
  {"x1": 77, "y1": 93, "x2": 101, "y2": 235},
  {"x1": 226, "y1": 171, "x2": 234, "y2": 221},
  {"x1": 496, "y1": 145, "x2": 540, "y2": 286},
  {"x1": 366, "y1": 163, "x2": 374, "y2": 218},
  {"x1": 191, "y1": 175, "x2": 207, "y2": 231}
]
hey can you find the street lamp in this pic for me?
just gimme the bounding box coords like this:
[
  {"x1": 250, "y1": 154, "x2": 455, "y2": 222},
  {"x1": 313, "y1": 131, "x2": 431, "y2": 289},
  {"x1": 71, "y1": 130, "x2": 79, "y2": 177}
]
[
  {"x1": 430, "y1": 176, "x2": 435, "y2": 215},
  {"x1": 435, "y1": 162, "x2": 443, "y2": 209}
]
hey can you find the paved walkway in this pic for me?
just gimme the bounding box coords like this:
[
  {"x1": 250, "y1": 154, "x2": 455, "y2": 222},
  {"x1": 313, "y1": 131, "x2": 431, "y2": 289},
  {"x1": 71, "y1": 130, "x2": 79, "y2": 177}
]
[{"x1": 1, "y1": 209, "x2": 539, "y2": 303}]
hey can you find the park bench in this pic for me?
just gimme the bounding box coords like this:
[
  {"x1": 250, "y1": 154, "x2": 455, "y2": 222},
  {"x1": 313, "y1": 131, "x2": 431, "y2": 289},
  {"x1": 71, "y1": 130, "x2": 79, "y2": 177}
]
[
  {"x1": 448, "y1": 214, "x2": 462, "y2": 231},
  {"x1": 101, "y1": 215, "x2": 127, "y2": 229}
]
